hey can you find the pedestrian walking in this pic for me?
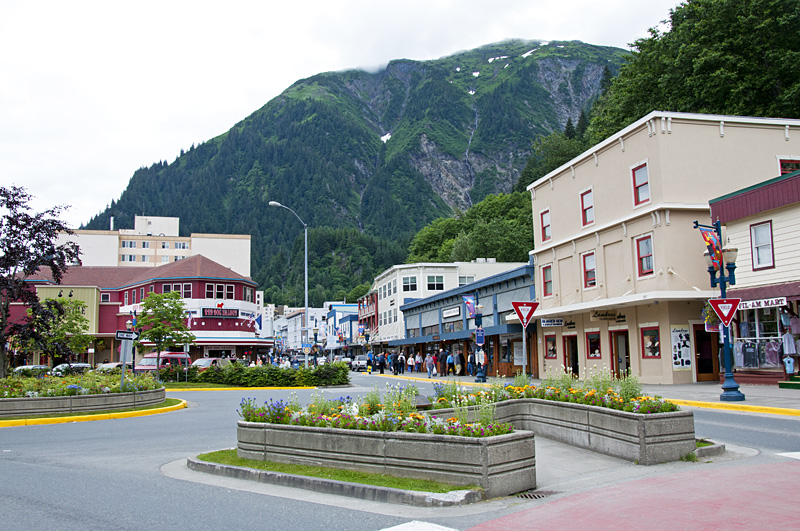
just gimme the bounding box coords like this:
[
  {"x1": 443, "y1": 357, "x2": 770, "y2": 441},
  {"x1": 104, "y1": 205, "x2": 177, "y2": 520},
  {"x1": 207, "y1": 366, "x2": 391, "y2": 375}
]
[
  {"x1": 398, "y1": 352, "x2": 406, "y2": 374},
  {"x1": 437, "y1": 349, "x2": 447, "y2": 377},
  {"x1": 467, "y1": 350, "x2": 475, "y2": 376},
  {"x1": 408, "y1": 353, "x2": 415, "y2": 373},
  {"x1": 446, "y1": 351, "x2": 455, "y2": 376},
  {"x1": 415, "y1": 353, "x2": 422, "y2": 373},
  {"x1": 425, "y1": 353, "x2": 435, "y2": 378}
]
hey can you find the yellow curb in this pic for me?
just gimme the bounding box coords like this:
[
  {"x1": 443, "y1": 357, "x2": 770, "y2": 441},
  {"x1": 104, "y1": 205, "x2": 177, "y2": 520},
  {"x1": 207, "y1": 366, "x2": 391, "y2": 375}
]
[
  {"x1": 164, "y1": 387, "x2": 315, "y2": 392},
  {"x1": 376, "y1": 374, "x2": 494, "y2": 388},
  {"x1": 0, "y1": 399, "x2": 187, "y2": 428},
  {"x1": 667, "y1": 399, "x2": 800, "y2": 417}
]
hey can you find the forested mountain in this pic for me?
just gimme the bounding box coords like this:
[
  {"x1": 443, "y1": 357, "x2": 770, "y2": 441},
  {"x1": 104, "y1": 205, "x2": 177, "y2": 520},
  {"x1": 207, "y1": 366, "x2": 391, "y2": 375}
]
[{"x1": 84, "y1": 40, "x2": 627, "y2": 306}]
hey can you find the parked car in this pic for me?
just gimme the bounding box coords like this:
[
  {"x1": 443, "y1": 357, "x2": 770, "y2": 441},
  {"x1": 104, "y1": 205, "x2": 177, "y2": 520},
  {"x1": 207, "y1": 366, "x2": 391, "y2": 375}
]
[
  {"x1": 134, "y1": 352, "x2": 191, "y2": 372},
  {"x1": 12, "y1": 365, "x2": 49, "y2": 377},
  {"x1": 50, "y1": 363, "x2": 93, "y2": 376},
  {"x1": 94, "y1": 362, "x2": 133, "y2": 372},
  {"x1": 351, "y1": 355, "x2": 368, "y2": 372},
  {"x1": 339, "y1": 355, "x2": 352, "y2": 369},
  {"x1": 190, "y1": 357, "x2": 231, "y2": 372}
]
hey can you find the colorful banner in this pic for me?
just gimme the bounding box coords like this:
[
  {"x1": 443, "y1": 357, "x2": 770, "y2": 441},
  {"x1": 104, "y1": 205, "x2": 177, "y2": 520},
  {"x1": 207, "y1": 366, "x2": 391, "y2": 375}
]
[
  {"x1": 463, "y1": 295, "x2": 476, "y2": 318},
  {"x1": 699, "y1": 227, "x2": 723, "y2": 270}
]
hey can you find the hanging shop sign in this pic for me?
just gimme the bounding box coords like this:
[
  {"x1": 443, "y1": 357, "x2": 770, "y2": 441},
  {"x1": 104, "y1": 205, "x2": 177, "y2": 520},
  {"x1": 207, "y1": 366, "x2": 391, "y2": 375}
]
[
  {"x1": 540, "y1": 318, "x2": 564, "y2": 327},
  {"x1": 590, "y1": 310, "x2": 618, "y2": 321}
]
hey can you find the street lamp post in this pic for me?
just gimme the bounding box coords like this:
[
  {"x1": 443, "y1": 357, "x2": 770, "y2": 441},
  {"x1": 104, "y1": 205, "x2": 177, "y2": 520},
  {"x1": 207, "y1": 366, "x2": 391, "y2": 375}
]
[
  {"x1": 269, "y1": 201, "x2": 309, "y2": 368},
  {"x1": 694, "y1": 220, "x2": 745, "y2": 402}
]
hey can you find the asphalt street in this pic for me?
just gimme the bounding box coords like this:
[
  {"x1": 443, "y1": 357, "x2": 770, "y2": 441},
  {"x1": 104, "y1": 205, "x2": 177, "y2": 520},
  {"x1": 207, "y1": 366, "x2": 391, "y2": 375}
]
[{"x1": 2, "y1": 372, "x2": 799, "y2": 530}]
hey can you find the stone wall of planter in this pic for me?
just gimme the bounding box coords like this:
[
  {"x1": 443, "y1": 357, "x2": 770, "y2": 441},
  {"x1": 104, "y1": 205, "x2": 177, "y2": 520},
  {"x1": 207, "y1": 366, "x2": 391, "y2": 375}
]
[
  {"x1": 431, "y1": 398, "x2": 695, "y2": 465},
  {"x1": 0, "y1": 388, "x2": 166, "y2": 417},
  {"x1": 237, "y1": 421, "x2": 536, "y2": 498}
]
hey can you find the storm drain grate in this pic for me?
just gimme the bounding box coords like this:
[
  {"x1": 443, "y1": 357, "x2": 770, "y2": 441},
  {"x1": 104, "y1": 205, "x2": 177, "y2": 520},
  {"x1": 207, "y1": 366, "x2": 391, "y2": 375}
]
[{"x1": 517, "y1": 490, "x2": 554, "y2": 500}]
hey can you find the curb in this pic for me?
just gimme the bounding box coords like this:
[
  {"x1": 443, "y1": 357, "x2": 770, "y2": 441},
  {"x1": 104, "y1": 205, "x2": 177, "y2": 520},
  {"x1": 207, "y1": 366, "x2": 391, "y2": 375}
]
[
  {"x1": 0, "y1": 399, "x2": 187, "y2": 428},
  {"x1": 666, "y1": 399, "x2": 800, "y2": 417},
  {"x1": 164, "y1": 386, "x2": 315, "y2": 392},
  {"x1": 186, "y1": 456, "x2": 484, "y2": 507},
  {"x1": 695, "y1": 440, "x2": 726, "y2": 458}
]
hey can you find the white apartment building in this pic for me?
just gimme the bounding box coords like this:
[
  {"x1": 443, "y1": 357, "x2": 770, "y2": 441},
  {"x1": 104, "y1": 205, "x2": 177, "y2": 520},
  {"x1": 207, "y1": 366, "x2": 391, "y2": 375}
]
[
  {"x1": 528, "y1": 111, "x2": 800, "y2": 385},
  {"x1": 58, "y1": 215, "x2": 251, "y2": 277},
  {"x1": 371, "y1": 259, "x2": 527, "y2": 345}
]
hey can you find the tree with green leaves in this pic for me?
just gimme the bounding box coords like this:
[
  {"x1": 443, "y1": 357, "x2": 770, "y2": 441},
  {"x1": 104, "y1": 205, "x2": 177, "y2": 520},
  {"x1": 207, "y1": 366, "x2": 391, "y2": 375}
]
[
  {"x1": 588, "y1": 0, "x2": 800, "y2": 142},
  {"x1": 514, "y1": 132, "x2": 587, "y2": 192},
  {"x1": 0, "y1": 186, "x2": 80, "y2": 378},
  {"x1": 14, "y1": 298, "x2": 92, "y2": 366},
  {"x1": 134, "y1": 291, "x2": 195, "y2": 374}
]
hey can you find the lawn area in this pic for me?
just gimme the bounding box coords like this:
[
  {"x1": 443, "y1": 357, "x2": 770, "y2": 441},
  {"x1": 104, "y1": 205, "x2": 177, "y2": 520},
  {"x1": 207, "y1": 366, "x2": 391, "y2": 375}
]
[
  {"x1": 197, "y1": 449, "x2": 480, "y2": 494},
  {"x1": 0, "y1": 398, "x2": 183, "y2": 421}
]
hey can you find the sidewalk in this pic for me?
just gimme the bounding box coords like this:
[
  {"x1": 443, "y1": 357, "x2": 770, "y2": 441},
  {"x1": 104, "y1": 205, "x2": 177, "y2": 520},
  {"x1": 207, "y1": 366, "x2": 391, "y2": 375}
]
[{"x1": 374, "y1": 371, "x2": 800, "y2": 417}]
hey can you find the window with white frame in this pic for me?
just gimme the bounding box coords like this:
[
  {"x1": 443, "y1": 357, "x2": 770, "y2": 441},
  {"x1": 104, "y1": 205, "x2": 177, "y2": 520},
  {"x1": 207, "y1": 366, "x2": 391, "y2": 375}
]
[
  {"x1": 100, "y1": 293, "x2": 110, "y2": 303},
  {"x1": 244, "y1": 286, "x2": 254, "y2": 302},
  {"x1": 636, "y1": 234, "x2": 654, "y2": 276},
  {"x1": 226, "y1": 285, "x2": 235, "y2": 299},
  {"x1": 540, "y1": 209, "x2": 551, "y2": 241},
  {"x1": 542, "y1": 264, "x2": 553, "y2": 297},
  {"x1": 427, "y1": 275, "x2": 444, "y2": 290},
  {"x1": 183, "y1": 283, "x2": 192, "y2": 298},
  {"x1": 121, "y1": 240, "x2": 136, "y2": 248},
  {"x1": 632, "y1": 163, "x2": 650, "y2": 205},
  {"x1": 161, "y1": 242, "x2": 169, "y2": 249},
  {"x1": 141, "y1": 255, "x2": 149, "y2": 262},
  {"x1": 215, "y1": 284, "x2": 224, "y2": 299},
  {"x1": 175, "y1": 241, "x2": 188, "y2": 250},
  {"x1": 121, "y1": 254, "x2": 136, "y2": 262},
  {"x1": 161, "y1": 256, "x2": 169, "y2": 263},
  {"x1": 402, "y1": 276, "x2": 417, "y2": 291},
  {"x1": 142, "y1": 241, "x2": 150, "y2": 249},
  {"x1": 393, "y1": 279, "x2": 397, "y2": 294},
  {"x1": 458, "y1": 275, "x2": 474, "y2": 287},
  {"x1": 750, "y1": 221, "x2": 774, "y2": 269},
  {"x1": 580, "y1": 188, "x2": 594, "y2": 226},
  {"x1": 140, "y1": 287, "x2": 144, "y2": 300},
  {"x1": 163, "y1": 284, "x2": 171, "y2": 294},
  {"x1": 582, "y1": 252, "x2": 596, "y2": 288},
  {"x1": 124, "y1": 292, "x2": 129, "y2": 305}
]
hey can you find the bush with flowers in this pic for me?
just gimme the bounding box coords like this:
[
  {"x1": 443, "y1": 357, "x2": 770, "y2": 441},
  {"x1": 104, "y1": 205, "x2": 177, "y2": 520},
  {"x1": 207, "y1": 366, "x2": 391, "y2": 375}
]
[
  {"x1": 238, "y1": 385, "x2": 514, "y2": 438},
  {"x1": 0, "y1": 372, "x2": 161, "y2": 399},
  {"x1": 429, "y1": 366, "x2": 679, "y2": 415}
]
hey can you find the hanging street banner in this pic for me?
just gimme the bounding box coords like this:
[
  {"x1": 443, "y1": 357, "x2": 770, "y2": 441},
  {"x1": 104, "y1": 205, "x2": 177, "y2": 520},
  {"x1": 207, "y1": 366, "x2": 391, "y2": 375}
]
[
  {"x1": 708, "y1": 298, "x2": 741, "y2": 327},
  {"x1": 512, "y1": 301, "x2": 540, "y2": 328},
  {"x1": 475, "y1": 327, "x2": 485, "y2": 346}
]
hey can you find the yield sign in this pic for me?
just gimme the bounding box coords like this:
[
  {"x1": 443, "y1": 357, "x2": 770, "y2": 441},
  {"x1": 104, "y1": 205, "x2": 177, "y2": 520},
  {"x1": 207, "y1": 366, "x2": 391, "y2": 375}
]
[
  {"x1": 708, "y1": 298, "x2": 741, "y2": 327},
  {"x1": 512, "y1": 301, "x2": 540, "y2": 328}
]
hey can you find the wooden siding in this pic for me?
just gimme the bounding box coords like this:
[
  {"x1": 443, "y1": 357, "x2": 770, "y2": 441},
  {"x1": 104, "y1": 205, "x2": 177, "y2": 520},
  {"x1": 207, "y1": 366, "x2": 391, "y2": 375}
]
[{"x1": 712, "y1": 173, "x2": 800, "y2": 224}]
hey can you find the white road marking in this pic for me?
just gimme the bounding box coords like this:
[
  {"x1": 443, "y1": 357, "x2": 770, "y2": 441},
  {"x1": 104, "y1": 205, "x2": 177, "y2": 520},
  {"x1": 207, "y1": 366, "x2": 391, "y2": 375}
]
[
  {"x1": 380, "y1": 523, "x2": 459, "y2": 531},
  {"x1": 777, "y1": 452, "x2": 800, "y2": 460}
]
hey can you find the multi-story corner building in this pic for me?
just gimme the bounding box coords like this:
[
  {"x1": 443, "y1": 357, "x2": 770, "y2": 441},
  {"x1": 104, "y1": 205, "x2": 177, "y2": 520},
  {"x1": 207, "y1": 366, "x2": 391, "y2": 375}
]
[
  {"x1": 527, "y1": 111, "x2": 800, "y2": 384},
  {"x1": 16, "y1": 255, "x2": 270, "y2": 366},
  {"x1": 57, "y1": 215, "x2": 251, "y2": 277},
  {"x1": 709, "y1": 168, "x2": 800, "y2": 381},
  {"x1": 323, "y1": 302, "x2": 358, "y2": 357},
  {"x1": 366, "y1": 259, "x2": 528, "y2": 351}
]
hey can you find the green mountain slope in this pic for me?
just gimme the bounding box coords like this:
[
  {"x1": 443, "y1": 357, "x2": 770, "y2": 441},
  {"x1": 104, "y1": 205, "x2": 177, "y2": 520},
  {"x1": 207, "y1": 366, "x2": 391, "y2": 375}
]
[{"x1": 85, "y1": 40, "x2": 627, "y2": 305}]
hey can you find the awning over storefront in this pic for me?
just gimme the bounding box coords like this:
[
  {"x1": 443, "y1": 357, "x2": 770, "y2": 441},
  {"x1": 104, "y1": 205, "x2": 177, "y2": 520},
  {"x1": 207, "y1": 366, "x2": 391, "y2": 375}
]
[{"x1": 727, "y1": 282, "x2": 800, "y2": 302}]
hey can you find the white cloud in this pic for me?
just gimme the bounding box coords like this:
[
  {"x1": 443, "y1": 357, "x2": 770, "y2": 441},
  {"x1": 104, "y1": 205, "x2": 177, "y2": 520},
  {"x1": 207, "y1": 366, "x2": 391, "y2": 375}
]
[{"x1": 0, "y1": 0, "x2": 681, "y2": 228}]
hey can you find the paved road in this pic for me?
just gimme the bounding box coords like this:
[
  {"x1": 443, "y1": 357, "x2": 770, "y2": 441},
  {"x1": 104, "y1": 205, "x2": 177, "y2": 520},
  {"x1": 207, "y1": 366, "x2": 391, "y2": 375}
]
[{"x1": 2, "y1": 373, "x2": 800, "y2": 530}]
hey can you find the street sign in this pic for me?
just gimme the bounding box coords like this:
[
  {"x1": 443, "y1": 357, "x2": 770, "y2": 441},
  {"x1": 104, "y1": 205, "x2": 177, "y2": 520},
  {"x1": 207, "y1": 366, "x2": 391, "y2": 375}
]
[
  {"x1": 475, "y1": 327, "x2": 485, "y2": 346},
  {"x1": 512, "y1": 301, "x2": 540, "y2": 328},
  {"x1": 115, "y1": 330, "x2": 140, "y2": 341},
  {"x1": 708, "y1": 298, "x2": 741, "y2": 327}
]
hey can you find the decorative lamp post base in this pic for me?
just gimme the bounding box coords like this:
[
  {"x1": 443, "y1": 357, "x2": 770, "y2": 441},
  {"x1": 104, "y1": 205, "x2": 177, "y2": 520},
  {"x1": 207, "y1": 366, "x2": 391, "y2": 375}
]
[{"x1": 720, "y1": 377, "x2": 746, "y2": 402}]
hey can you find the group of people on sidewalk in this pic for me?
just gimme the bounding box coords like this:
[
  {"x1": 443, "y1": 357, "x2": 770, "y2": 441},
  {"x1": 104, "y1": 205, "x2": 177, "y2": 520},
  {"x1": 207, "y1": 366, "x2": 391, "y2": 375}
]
[{"x1": 365, "y1": 348, "x2": 486, "y2": 378}]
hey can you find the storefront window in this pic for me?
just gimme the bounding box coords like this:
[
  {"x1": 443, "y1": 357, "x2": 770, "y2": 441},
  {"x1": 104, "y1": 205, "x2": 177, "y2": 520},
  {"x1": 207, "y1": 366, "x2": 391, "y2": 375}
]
[
  {"x1": 739, "y1": 308, "x2": 780, "y2": 339},
  {"x1": 545, "y1": 335, "x2": 557, "y2": 359},
  {"x1": 586, "y1": 332, "x2": 601, "y2": 358},
  {"x1": 641, "y1": 327, "x2": 660, "y2": 358},
  {"x1": 442, "y1": 320, "x2": 464, "y2": 333},
  {"x1": 500, "y1": 342, "x2": 511, "y2": 363}
]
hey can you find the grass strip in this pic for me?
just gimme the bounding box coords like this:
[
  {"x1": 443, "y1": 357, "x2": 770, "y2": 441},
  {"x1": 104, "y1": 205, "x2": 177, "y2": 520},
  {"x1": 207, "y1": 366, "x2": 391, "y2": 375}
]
[
  {"x1": 696, "y1": 439, "x2": 713, "y2": 448},
  {"x1": 0, "y1": 398, "x2": 182, "y2": 421},
  {"x1": 197, "y1": 449, "x2": 480, "y2": 494},
  {"x1": 162, "y1": 382, "x2": 234, "y2": 389}
]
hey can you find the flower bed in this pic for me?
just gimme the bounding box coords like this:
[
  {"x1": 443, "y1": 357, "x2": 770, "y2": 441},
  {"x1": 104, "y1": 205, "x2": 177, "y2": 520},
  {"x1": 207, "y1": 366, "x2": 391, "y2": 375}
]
[
  {"x1": 237, "y1": 421, "x2": 536, "y2": 498},
  {"x1": 0, "y1": 388, "x2": 165, "y2": 417}
]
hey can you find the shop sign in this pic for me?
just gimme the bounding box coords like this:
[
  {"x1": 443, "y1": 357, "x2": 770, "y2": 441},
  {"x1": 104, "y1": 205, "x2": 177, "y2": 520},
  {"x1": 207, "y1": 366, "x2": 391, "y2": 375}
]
[
  {"x1": 564, "y1": 319, "x2": 577, "y2": 330},
  {"x1": 590, "y1": 310, "x2": 618, "y2": 321},
  {"x1": 442, "y1": 306, "x2": 461, "y2": 318},
  {"x1": 201, "y1": 307, "x2": 239, "y2": 318},
  {"x1": 540, "y1": 318, "x2": 564, "y2": 327},
  {"x1": 738, "y1": 297, "x2": 787, "y2": 310}
]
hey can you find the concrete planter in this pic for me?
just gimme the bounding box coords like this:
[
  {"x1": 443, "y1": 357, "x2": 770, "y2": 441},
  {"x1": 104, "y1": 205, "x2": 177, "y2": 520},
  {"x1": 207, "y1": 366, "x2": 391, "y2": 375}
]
[
  {"x1": 237, "y1": 421, "x2": 536, "y2": 498},
  {"x1": 431, "y1": 398, "x2": 695, "y2": 465},
  {"x1": 0, "y1": 388, "x2": 165, "y2": 417}
]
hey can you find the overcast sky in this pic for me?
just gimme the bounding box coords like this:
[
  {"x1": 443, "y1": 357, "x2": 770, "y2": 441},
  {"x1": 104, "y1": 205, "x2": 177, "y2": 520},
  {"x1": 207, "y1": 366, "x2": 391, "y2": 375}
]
[{"x1": 0, "y1": 0, "x2": 680, "y2": 228}]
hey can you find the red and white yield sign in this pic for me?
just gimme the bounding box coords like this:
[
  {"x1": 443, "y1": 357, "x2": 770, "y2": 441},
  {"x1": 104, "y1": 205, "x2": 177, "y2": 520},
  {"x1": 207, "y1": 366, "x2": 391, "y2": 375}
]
[
  {"x1": 708, "y1": 298, "x2": 741, "y2": 327},
  {"x1": 512, "y1": 301, "x2": 540, "y2": 328}
]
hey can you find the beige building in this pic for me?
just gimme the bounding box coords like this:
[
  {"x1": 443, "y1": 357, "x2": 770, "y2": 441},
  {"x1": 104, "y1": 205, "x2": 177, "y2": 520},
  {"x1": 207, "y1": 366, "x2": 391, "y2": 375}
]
[
  {"x1": 527, "y1": 111, "x2": 800, "y2": 384},
  {"x1": 58, "y1": 215, "x2": 251, "y2": 277}
]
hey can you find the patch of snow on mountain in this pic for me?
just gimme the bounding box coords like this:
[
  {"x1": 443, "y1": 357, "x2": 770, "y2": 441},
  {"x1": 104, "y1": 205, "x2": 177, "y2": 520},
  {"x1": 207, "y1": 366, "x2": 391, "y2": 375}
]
[
  {"x1": 521, "y1": 48, "x2": 538, "y2": 58},
  {"x1": 557, "y1": 45, "x2": 564, "y2": 48},
  {"x1": 472, "y1": 71, "x2": 480, "y2": 77},
  {"x1": 469, "y1": 90, "x2": 475, "y2": 95},
  {"x1": 381, "y1": 133, "x2": 392, "y2": 143},
  {"x1": 540, "y1": 41, "x2": 550, "y2": 46},
  {"x1": 456, "y1": 67, "x2": 461, "y2": 72},
  {"x1": 504, "y1": 64, "x2": 509, "y2": 68}
]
